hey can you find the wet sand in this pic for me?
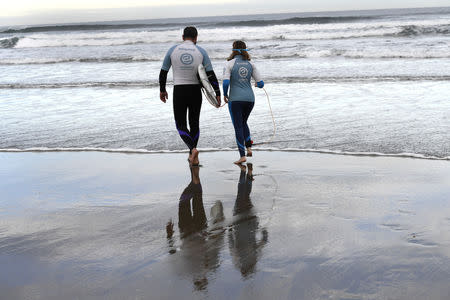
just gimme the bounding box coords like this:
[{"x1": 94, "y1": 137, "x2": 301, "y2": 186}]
[{"x1": 0, "y1": 151, "x2": 449, "y2": 300}]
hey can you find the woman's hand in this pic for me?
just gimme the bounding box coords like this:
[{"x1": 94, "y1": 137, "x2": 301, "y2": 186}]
[{"x1": 224, "y1": 96, "x2": 229, "y2": 103}]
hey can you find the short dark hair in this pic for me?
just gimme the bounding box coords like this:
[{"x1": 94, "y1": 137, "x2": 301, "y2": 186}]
[{"x1": 183, "y1": 26, "x2": 198, "y2": 39}]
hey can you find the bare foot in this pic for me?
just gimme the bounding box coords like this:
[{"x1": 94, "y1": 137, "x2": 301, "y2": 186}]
[
  {"x1": 246, "y1": 147, "x2": 252, "y2": 157},
  {"x1": 247, "y1": 163, "x2": 254, "y2": 180},
  {"x1": 191, "y1": 148, "x2": 199, "y2": 166},
  {"x1": 234, "y1": 156, "x2": 246, "y2": 165}
]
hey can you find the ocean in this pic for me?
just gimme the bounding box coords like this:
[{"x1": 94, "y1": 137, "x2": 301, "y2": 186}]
[{"x1": 1, "y1": 7, "x2": 449, "y2": 159}]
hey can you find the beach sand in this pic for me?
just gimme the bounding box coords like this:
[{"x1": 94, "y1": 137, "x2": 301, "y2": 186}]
[{"x1": 0, "y1": 151, "x2": 449, "y2": 300}]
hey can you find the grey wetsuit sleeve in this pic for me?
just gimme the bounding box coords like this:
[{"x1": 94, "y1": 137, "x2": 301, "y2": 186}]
[
  {"x1": 223, "y1": 60, "x2": 233, "y2": 80},
  {"x1": 196, "y1": 46, "x2": 214, "y2": 72},
  {"x1": 161, "y1": 45, "x2": 177, "y2": 71},
  {"x1": 250, "y1": 61, "x2": 262, "y2": 82}
]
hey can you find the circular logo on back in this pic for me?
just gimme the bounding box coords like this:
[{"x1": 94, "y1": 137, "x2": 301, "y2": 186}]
[
  {"x1": 238, "y1": 67, "x2": 249, "y2": 78},
  {"x1": 180, "y1": 53, "x2": 194, "y2": 65}
]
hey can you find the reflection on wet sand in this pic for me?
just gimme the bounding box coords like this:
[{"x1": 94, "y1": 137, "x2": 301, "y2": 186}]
[
  {"x1": 166, "y1": 166, "x2": 226, "y2": 290},
  {"x1": 167, "y1": 164, "x2": 269, "y2": 289},
  {"x1": 229, "y1": 163, "x2": 268, "y2": 278},
  {"x1": 2, "y1": 152, "x2": 449, "y2": 299}
]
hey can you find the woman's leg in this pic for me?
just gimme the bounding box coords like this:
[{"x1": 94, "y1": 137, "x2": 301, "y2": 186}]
[
  {"x1": 228, "y1": 101, "x2": 246, "y2": 163},
  {"x1": 242, "y1": 102, "x2": 254, "y2": 156}
]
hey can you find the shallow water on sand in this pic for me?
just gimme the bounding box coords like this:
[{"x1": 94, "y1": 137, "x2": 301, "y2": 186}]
[
  {"x1": 2, "y1": 79, "x2": 449, "y2": 159},
  {"x1": 1, "y1": 151, "x2": 449, "y2": 299}
]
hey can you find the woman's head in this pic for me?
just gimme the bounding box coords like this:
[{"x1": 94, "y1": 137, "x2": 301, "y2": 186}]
[{"x1": 227, "y1": 40, "x2": 251, "y2": 61}]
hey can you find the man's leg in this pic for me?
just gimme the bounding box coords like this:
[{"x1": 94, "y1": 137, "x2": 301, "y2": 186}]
[
  {"x1": 173, "y1": 86, "x2": 194, "y2": 150},
  {"x1": 187, "y1": 85, "x2": 202, "y2": 149},
  {"x1": 178, "y1": 184, "x2": 194, "y2": 236}
]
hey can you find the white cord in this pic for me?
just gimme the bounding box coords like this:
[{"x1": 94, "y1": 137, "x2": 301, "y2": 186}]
[{"x1": 252, "y1": 87, "x2": 276, "y2": 146}]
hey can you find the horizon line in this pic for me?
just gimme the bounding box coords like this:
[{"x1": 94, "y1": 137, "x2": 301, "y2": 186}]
[{"x1": 1, "y1": 5, "x2": 448, "y2": 28}]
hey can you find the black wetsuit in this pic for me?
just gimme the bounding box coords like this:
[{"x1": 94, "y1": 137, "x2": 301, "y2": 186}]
[{"x1": 159, "y1": 40, "x2": 220, "y2": 151}]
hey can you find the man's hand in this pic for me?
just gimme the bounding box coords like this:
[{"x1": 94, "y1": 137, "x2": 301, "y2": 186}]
[
  {"x1": 216, "y1": 95, "x2": 221, "y2": 108},
  {"x1": 160, "y1": 91, "x2": 168, "y2": 103},
  {"x1": 224, "y1": 96, "x2": 229, "y2": 104}
]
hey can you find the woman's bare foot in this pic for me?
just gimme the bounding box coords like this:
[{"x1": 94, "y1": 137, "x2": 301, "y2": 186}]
[
  {"x1": 191, "y1": 148, "x2": 199, "y2": 166},
  {"x1": 246, "y1": 147, "x2": 252, "y2": 157},
  {"x1": 234, "y1": 156, "x2": 246, "y2": 165}
]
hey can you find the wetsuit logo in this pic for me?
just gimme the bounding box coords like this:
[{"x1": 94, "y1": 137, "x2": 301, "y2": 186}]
[
  {"x1": 180, "y1": 53, "x2": 194, "y2": 65},
  {"x1": 238, "y1": 67, "x2": 249, "y2": 78}
]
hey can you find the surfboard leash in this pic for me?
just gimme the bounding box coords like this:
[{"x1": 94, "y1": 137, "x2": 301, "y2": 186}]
[
  {"x1": 252, "y1": 87, "x2": 276, "y2": 146},
  {"x1": 220, "y1": 87, "x2": 276, "y2": 145}
]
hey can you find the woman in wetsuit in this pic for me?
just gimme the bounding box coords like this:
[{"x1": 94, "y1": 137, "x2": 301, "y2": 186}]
[{"x1": 223, "y1": 41, "x2": 264, "y2": 164}]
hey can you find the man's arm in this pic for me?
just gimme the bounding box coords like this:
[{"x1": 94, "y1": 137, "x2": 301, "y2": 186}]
[
  {"x1": 159, "y1": 69, "x2": 168, "y2": 102},
  {"x1": 206, "y1": 70, "x2": 221, "y2": 97},
  {"x1": 159, "y1": 45, "x2": 175, "y2": 103}
]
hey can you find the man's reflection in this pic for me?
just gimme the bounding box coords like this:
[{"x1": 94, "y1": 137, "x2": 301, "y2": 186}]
[
  {"x1": 228, "y1": 163, "x2": 268, "y2": 278},
  {"x1": 178, "y1": 166, "x2": 206, "y2": 237},
  {"x1": 166, "y1": 166, "x2": 225, "y2": 291}
]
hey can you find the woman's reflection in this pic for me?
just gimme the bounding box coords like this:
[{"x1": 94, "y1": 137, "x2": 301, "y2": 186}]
[{"x1": 228, "y1": 163, "x2": 268, "y2": 278}]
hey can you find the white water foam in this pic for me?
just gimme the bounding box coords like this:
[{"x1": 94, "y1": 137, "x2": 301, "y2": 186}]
[
  {"x1": 9, "y1": 19, "x2": 449, "y2": 48},
  {"x1": 1, "y1": 147, "x2": 448, "y2": 161}
]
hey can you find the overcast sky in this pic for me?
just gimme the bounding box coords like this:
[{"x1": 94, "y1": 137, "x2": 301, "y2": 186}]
[{"x1": 0, "y1": 0, "x2": 448, "y2": 26}]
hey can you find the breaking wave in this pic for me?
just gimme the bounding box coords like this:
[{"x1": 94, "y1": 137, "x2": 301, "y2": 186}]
[
  {"x1": 397, "y1": 24, "x2": 450, "y2": 36},
  {"x1": 0, "y1": 37, "x2": 19, "y2": 48},
  {"x1": 2, "y1": 21, "x2": 449, "y2": 49}
]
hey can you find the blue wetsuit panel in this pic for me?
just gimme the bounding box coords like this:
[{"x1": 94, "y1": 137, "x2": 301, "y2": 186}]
[{"x1": 229, "y1": 57, "x2": 255, "y2": 102}]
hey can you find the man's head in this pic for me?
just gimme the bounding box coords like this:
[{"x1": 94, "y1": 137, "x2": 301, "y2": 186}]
[{"x1": 183, "y1": 26, "x2": 198, "y2": 44}]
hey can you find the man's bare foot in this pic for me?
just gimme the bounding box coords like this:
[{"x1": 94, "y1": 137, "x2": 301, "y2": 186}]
[
  {"x1": 246, "y1": 147, "x2": 252, "y2": 157},
  {"x1": 191, "y1": 148, "x2": 199, "y2": 166},
  {"x1": 234, "y1": 156, "x2": 246, "y2": 165}
]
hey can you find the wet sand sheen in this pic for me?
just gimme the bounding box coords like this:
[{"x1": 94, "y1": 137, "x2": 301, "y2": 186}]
[{"x1": 0, "y1": 151, "x2": 449, "y2": 299}]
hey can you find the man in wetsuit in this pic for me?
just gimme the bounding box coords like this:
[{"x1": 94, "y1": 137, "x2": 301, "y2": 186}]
[{"x1": 159, "y1": 26, "x2": 221, "y2": 166}]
